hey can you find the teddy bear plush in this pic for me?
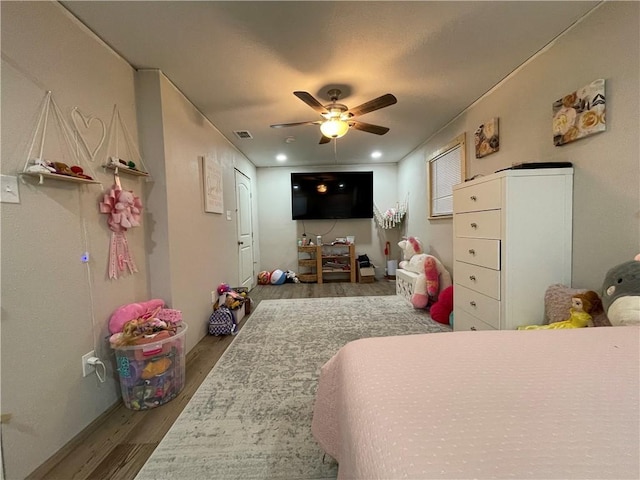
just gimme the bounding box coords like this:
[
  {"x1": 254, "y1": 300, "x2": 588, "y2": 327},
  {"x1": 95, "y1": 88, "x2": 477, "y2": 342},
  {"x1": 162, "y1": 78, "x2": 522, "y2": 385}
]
[
  {"x1": 114, "y1": 189, "x2": 141, "y2": 229},
  {"x1": 601, "y1": 254, "x2": 640, "y2": 326},
  {"x1": 397, "y1": 237, "x2": 452, "y2": 309}
]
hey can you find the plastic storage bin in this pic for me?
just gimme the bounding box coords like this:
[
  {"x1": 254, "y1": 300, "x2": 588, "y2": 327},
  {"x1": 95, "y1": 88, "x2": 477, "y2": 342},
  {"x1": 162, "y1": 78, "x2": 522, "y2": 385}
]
[{"x1": 113, "y1": 323, "x2": 188, "y2": 410}]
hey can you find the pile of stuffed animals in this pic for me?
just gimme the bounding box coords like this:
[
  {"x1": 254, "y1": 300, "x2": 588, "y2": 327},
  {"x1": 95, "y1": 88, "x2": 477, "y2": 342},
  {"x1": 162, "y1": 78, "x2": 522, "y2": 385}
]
[
  {"x1": 216, "y1": 283, "x2": 249, "y2": 310},
  {"x1": 398, "y1": 236, "x2": 640, "y2": 329},
  {"x1": 108, "y1": 299, "x2": 183, "y2": 347},
  {"x1": 519, "y1": 254, "x2": 640, "y2": 329},
  {"x1": 257, "y1": 269, "x2": 300, "y2": 285},
  {"x1": 108, "y1": 299, "x2": 186, "y2": 410}
]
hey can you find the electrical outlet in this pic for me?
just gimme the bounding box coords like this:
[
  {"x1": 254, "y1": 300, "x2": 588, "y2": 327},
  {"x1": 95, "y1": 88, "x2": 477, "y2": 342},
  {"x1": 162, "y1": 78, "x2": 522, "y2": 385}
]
[{"x1": 82, "y1": 351, "x2": 96, "y2": 377}]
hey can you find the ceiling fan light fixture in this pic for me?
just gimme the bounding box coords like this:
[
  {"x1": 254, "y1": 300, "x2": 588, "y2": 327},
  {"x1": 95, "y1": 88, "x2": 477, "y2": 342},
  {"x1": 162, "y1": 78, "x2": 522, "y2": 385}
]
[{"x1": 320, "y1": 119, "x2": 349, "y2": 139}]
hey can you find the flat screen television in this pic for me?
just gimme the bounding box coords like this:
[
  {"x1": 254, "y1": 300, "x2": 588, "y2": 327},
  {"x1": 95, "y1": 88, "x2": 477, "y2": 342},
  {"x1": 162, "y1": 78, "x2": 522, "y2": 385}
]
[{"x1": 291, "y1": 171, "x2": 373, "y2": 220}]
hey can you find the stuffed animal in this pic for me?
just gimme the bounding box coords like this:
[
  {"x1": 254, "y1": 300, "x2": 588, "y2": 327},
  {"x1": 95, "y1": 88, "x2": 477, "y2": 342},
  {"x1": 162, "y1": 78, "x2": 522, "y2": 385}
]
[
  {"x1": 518, "y1": 290, "x2": 602, "y2": 330},
  {"x1": 398, "y1": 236, "x2": 425, "y2": 270},
  {"x1": 397, "y1": 238, "x2": 452, "y2": 309},
  {"x1": 430, "y1": 285, "x2": 453, "y2": 324},
  {"x1": 109, "y1": 298, "x2": 165, "y2": 334},
  {"x1": 285, "y1": 270, "x2": 300, "y2": 283},
  {"x1": 257, "y1": 271, "x2": 271, "y2": 285},
  {"x1": 602, "y1": 254, "x2": 640, "y2": 326},
  {"x1": 114, "y1": 190, "x2": 141, "y2": 229}
]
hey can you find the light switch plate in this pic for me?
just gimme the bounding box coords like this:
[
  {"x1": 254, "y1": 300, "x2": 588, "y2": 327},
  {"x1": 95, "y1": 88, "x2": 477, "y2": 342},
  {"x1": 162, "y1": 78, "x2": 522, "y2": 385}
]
[
  {"x1": 226, "y1": 210, "x2": 232, "y2": 220},
  {"x1": 0, "y1": 175, "x2": 20, "y2": 204}
]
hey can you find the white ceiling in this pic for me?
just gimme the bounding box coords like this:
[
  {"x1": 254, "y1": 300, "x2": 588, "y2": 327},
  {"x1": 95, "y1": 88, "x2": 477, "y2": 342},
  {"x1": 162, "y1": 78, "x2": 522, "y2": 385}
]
[{"x1": 61, "y1": 1, "x2": 600, "y2": 168}]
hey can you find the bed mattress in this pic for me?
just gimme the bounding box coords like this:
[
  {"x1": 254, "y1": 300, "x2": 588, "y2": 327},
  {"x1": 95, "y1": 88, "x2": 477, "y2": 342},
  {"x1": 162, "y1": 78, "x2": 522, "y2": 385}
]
[{"x1": 312, "y1": 326, "x2": 639, "y2": 479}]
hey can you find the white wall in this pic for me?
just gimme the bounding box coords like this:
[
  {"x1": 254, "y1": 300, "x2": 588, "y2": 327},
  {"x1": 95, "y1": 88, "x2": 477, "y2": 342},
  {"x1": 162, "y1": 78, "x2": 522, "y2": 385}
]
[
  {"x1": 398, "y1": 1, "x2": 640, "y2": 290},
  {"x1": 257, "y1": 164, "x2": 401, "y2": 276},
  {"x1": 137, "y1": 69, "x2": 257, "y2": 347},
  {"x1": 0, "y1": 3, "x2": 256, "y2": 478}
]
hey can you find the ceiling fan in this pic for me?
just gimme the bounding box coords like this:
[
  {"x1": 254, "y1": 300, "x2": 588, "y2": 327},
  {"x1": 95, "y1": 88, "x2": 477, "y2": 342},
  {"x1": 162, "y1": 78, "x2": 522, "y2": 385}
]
[{"x1": 270, "y1": 89, "x2": 397, "y2": 144}]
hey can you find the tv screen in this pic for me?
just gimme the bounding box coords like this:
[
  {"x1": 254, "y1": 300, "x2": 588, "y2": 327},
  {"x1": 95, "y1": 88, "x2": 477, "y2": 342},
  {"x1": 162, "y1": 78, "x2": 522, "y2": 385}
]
[{"x1": 291, "y1": 171, "x2": 373, "y2": 220}]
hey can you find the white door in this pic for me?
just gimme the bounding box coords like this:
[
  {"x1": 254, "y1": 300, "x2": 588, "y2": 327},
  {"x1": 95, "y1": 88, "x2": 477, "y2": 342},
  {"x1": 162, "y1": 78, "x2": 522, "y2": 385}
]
[{"x1": 235, "y1": 170, "x2": 254, "y2": 289}]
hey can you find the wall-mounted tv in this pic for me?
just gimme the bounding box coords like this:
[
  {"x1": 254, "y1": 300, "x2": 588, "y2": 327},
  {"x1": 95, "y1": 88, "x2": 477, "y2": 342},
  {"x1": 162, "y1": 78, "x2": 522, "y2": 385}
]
[{"x1": 291, "y1": 171, "x2": 373, "y2": 220}]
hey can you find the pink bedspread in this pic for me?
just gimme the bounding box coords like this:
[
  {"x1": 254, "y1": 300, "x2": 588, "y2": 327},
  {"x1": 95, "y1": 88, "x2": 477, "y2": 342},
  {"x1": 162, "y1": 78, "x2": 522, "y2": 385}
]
[{"x1": 312, "y1": 327, "x2": 639, "y2": 479}]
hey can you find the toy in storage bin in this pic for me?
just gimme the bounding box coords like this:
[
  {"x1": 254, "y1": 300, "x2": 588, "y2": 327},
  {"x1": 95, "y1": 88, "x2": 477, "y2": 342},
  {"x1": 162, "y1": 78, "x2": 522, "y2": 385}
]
[{"x1": 112, "y1": 323, "x2": 188, "y2": 410}]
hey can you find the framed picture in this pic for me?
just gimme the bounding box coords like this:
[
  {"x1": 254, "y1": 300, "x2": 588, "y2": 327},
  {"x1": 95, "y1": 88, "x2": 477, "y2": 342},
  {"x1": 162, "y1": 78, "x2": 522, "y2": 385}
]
[
  {"x1": 427, "y1": 133, "x2": 466, "y2": 219},
  {"x1": 201, "y1": 154, "x2": 223, "y2": 214},
  {"x1": 553, "y1": 79, "x2": 606, "y2": 146},
  {"x1": 475, "y1": 117, "x2": 499, "y2": 158}
]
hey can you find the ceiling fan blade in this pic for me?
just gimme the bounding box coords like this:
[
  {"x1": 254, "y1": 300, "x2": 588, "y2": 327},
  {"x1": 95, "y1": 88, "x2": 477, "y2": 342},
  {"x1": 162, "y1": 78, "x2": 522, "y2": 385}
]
[
  {"x1": 350, "y1": 120, "x2": 390, "y2": 135},
  {"x1": 347, "y1": 93, "x2": 397, "y2": 117},
  {"x1": 270, "y1": 120, "x2": 322, "y2": 128},
  {"x1": 294, "y1": 91, "x2": 329, "y2": 115},
  {"x1": 319, "y1": 135, "x2": 331, "y2": 144}
]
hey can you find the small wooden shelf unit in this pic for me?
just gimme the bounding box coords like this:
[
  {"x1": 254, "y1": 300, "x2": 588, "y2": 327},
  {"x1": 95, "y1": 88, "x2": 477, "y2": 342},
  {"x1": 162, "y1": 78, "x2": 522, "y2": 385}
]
[{"x1": 297, "y1": 244, "x2": 356, "y2": 283}]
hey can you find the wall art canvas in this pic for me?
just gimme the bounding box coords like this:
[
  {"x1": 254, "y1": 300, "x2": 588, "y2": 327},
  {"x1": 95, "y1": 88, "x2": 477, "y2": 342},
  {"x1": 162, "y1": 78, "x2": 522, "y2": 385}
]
[
  {"x1": 552, "y1": 79, "x2": 605, "y2": 146},
  {"x1": 475, "y1": 117, "x2": 499, "y2": 158},
  {"x1": 202, "y1": 154, "x2": 223, "y2": 214}
]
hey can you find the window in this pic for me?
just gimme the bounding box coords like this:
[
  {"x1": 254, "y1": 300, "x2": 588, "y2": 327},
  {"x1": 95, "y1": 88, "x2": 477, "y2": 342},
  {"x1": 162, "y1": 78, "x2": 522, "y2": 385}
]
[{"x1": 427, "y1": 133, "x2": 466, "y2": 219}]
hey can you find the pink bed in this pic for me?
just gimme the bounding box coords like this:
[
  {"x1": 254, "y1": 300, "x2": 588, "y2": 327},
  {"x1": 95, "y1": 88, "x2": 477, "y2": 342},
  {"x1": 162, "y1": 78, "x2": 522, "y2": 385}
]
[{"x1": 312, "y1": 326, "x2": 639, "y2": 479}]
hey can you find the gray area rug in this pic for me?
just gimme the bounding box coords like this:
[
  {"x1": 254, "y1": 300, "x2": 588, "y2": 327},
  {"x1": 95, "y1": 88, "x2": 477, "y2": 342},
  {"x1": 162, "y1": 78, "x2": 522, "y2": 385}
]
[{"x1": 135, "y1": 295, "x2": 450, "y2": 480}]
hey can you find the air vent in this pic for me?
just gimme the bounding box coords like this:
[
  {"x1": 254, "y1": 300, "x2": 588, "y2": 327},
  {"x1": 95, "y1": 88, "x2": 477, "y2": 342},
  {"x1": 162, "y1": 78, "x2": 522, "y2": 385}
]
[{"x1": 233, "y1": 130, "x2": 253, "y2": 139}]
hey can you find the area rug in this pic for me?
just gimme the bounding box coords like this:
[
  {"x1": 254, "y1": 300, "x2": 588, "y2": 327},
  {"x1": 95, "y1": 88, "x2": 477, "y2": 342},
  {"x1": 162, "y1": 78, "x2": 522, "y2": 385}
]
[{"x1": 135, "y1": 295, "x2": 451, "y2": 480}]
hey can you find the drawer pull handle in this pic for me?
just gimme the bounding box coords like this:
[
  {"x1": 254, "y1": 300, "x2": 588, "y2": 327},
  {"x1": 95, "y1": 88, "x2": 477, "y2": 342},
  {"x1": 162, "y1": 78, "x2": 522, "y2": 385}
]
[
  {"x1": 470, "y1": 326, "x2": 477, "y2": 331},
  {"x1": 469, "y1": 275, "x2": 476, "y2": 281},
  {"x1": 470, "y1": 195, "x2": 477, "y2": 201},
  {"x1": 468, "y1": 249, "x2": 476, "y2": 255},
  {"x1": 470, "y1": 301, "x2": 477, "y2": 307},
  {"x1": 470, "y1": 222, "x2": 478, "y2": 229}
]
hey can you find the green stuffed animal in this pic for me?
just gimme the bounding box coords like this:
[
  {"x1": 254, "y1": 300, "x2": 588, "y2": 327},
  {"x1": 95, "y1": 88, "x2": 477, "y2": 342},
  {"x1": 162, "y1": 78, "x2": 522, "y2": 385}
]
[{"x1": 601, "y1": 254, "x2": 640, "y2": 326}]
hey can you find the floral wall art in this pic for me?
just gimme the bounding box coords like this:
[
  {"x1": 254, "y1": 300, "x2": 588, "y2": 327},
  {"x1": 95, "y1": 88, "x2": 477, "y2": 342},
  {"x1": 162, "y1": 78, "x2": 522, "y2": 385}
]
[
  {"x1": 474, "y1": 117, "x2": 499, "y2": 158},
  {"x1": 553, "y1": 79, "x2": 606, "y2": 146}
]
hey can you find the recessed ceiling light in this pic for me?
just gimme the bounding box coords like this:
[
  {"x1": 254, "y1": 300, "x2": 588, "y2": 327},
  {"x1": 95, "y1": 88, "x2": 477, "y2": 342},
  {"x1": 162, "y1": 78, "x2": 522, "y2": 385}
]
[
  {"x1": 371, "y1": 151, "x2": 382, "y2": 159},
  {"x1": 276, "y1": 154, "x2": 287, "y2": 162}
]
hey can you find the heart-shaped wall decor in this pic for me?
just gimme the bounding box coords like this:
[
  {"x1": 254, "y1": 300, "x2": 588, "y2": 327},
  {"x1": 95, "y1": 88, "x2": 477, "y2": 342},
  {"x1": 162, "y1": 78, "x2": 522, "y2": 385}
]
[{"x1": 71, "y1": 107, "x2": 106, "y2": 161}]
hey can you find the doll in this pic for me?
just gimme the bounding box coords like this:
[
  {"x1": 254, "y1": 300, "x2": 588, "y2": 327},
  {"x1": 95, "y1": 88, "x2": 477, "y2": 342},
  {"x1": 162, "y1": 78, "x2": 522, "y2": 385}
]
[{"x1": 518, "y1": 290, "x2": 602, "y2": 330}]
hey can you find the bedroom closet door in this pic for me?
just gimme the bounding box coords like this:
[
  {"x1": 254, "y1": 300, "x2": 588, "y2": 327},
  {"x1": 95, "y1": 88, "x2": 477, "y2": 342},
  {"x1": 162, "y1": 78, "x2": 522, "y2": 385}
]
[{"x1": 235, "y1": 169, "x2": 254, "y2": 290}]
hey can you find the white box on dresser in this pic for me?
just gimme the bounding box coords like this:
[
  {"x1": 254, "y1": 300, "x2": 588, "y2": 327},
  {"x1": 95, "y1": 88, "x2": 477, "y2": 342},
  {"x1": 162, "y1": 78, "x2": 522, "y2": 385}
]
[{"x1": 452, "y1": 168, "x2": 573, "y2": 331}]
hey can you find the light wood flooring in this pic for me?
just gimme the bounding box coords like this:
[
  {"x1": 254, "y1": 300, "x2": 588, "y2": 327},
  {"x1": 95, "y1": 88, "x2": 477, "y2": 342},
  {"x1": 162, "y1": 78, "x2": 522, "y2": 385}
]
[{"x1": 28, "y1": 280, "x2": 396, "y2": 480}]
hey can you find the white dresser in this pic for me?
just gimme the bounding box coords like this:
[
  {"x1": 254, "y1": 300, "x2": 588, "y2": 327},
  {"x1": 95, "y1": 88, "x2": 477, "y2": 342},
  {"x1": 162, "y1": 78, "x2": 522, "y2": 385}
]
[{"x1": 452, "y1": 168, "x2": 573, "y2": 331}]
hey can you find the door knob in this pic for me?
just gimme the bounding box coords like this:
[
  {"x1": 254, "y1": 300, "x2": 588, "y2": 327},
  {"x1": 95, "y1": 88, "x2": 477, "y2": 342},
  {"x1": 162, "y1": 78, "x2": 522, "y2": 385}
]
[{"x1": 238, "y1": 241, "x2": 244, "y2": 245}]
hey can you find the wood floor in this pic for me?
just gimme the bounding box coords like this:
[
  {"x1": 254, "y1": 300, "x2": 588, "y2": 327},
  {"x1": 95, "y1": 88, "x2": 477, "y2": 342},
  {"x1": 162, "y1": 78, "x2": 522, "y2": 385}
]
[{"x1": 28, "y1": 280, "x2": 396, "y2": 480}]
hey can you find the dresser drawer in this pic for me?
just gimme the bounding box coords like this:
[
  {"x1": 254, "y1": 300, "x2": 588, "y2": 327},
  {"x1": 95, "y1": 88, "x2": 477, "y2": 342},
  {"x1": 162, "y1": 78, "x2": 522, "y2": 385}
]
[
  {"x1": 453, "y1": 309, "x2": 497, "y2": 331},
  {"x1": 454, "y1": 284, "x2": 500, "y2": 329},
  {"x1": 453, "y1": 179, "x2": 502, "y2": 213},
  {"x1": 454, "y1": 237, "x2": 500, "y2": 270},
  {"x1": 454, "y1": 261, "x2": 501, "y2": 300},
  {"x1": 454, "y1": 210, "x2": 501, "y2": 239}
]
